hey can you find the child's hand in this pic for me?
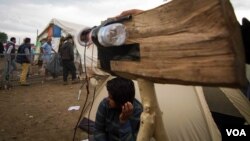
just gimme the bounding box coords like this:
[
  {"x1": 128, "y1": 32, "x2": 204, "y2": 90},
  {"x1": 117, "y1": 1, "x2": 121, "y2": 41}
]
[{"x1": 119, "y1": 102, "x2": 134, "y2": 123}]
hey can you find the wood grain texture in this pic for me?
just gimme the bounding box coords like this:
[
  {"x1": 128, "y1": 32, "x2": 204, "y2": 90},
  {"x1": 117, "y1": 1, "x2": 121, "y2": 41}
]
[{"x1": 108, "y1": 0, "x2": 246, "y2": 86}]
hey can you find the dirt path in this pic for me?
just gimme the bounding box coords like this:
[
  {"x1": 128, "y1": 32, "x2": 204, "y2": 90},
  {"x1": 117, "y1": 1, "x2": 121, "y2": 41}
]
[{"x1": 0, "y1": 74, "x2": 106, "y2": 141}]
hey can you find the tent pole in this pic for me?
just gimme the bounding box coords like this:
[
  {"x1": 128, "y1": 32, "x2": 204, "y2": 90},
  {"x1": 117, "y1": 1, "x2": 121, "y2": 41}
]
[{"x1": 137, "y1": 79, "x2": 168, "y2": 141}]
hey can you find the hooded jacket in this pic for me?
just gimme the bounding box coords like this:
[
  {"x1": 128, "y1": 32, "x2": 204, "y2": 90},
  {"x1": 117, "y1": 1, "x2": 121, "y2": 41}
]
[{"x1": 59, "y1": 40, "x2": 74, "y2": 61}]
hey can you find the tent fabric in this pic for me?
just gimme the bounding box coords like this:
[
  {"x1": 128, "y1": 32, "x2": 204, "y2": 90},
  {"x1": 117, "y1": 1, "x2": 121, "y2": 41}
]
[
  {"x1": 194, "y1": 87, "x2": 222, "y2": 141},
  {"x1": 247, "y1": 64, "x2": 250, "y2": 82},
  {"x1": 48, "y1": 26, "x2": 53, "y2": 38},
  {"x1": 153, "y1": 84, "x2": 221, "y2": 141},
  {"x1": 83, "y1": 78, "x2": 223, "y2": 141},
  {"x1": 38, "y1": 18, "x2": 107, "y2": 75},
  {"x1": 220, "y1": 87, "x2": 250, "y2": 123},
  {"x1": 203, "y1": 87, "x2": 243, "y2": 118}
]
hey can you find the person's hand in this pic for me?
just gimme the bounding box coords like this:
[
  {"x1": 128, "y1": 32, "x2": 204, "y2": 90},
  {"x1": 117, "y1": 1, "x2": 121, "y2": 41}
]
[
  {"x1": 52, "y1": 49, "x2": 56, "y2": 53},
  {"x1": 114, "y1": 9, "x2": 144, "y2": 19},
  {"x1": 119, "y1": 102, "x2": 134, "y2": 123},
  {"x1": 32, "y1": 62, "x2": 35, "y2": 66},
  {"x1": 6, "y1": 54, "x2": 11, "y2": 61}
]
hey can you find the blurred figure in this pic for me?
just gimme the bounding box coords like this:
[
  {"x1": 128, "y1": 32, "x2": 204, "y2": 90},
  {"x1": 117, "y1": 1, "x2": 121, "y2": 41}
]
[
  {"x1": 74, "y1": 48, "x2": 82, "y2": 79},
  {"x1": 58, "y1": 35, "x2": 79, "y2": 85},
  {"x1": 16, "y1": 38, "x2": 32, "y2": 86},
  {"x1": 0, "y1": 41, "x2": 4, "y2": 58},
  {"x1": 37, "y1": 40, "x2": 44, "y2": 75},
  {"x1": 41, "y1": 38, "x2": 55, "y2": 80},
  {"x1": 58, "y1": 36, "x2": 65, "y2": 50},
  {"x1": 2, "y1": 37, "x2": 17, "y2": 81},
  {"x1": 28, "y1": 45, "x2": 36, "y2": 77}
]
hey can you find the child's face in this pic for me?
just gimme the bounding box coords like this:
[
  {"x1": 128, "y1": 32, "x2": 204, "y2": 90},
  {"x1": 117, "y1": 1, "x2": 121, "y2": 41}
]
[{"x1": 107, "y1": 94, "x2": 117, "y2": 108}]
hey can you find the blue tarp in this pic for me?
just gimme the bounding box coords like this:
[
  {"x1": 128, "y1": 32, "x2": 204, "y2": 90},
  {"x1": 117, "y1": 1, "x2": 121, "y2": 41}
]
[{"x1": 53, "y1": 25, "x2": 61, "y2": 37}]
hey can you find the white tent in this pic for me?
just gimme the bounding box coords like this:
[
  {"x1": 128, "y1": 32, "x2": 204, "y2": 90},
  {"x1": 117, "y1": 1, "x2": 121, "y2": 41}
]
[
  {"x1": 37, "y1": 18, "x2": 106, "y2": 75},
  {"x1": 80, "y1": 76, "x2": 250, "y2": 141}
]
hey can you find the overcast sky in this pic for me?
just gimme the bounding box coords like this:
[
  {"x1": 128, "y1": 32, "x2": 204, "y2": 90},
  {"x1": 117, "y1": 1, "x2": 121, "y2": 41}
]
[{"x1": 0, "y1": 0, "x2": 249, "y2": 44}]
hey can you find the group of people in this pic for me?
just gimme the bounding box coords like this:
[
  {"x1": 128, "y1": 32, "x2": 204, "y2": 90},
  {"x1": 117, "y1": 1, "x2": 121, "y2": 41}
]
[
  {"x1": 38, "y1": 35, "x2": 81, "y2": 85},
  {"x1": 2, "y1": 10, "x2": 143, "y2": 141},
  {"x1": 1, "y1": 37, "x2": 33, "y2": 86},
  {"x1": 2, "y1": 36, "x2": 142, "y2": 140},
  {"x1": 1, "y1": 36, "x2": 142, "y2": 140},
  {"x1": 1, "y1": 36, "x2": 55, "y2": 86},
  {"x1": 1, "y1": 34, "x2": 82, "y2": 86}
]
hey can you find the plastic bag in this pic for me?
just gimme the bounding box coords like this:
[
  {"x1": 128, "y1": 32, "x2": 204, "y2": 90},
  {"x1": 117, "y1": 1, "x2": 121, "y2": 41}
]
[{"x1": 46, "y1": 54, "x2": 62, "y2": 77}]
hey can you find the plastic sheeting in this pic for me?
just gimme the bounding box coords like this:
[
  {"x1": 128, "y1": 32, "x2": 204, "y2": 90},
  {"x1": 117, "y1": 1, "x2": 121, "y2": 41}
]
[
  {"x1": 53, "y1": 25, "x2": 61, "y2": 37},
  {"x1": 46, "y1": 54, "x2": 62, "y2": 77}
]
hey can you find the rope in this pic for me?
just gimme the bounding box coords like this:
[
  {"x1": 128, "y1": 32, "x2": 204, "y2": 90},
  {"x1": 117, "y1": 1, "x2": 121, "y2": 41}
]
[{"x1": 72, "y1": 43, "x2": 90, "y2": 141}]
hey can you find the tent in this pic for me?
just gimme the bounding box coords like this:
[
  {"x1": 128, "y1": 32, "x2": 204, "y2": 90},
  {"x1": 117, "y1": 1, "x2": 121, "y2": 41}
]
[
  {"x1": 37, "y1": 18, "x2": 106, "y2": 75},
  {"x1": 38, "y1": 18, "x2": 250, "y2": 140},
  {"x1": 79, "y1": 76, "x2": 250, "y2": 141}
]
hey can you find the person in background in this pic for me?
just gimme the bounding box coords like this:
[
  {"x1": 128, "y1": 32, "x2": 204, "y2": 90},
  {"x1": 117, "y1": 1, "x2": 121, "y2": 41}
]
[
  {"x1": 58, "y1": 35, "x2": 79, "y2": 85},
  {"x1": 3, "y1": 37, "x2": 17, "y2": 80},
  {"x1": 27, "y1": 45, "x2": 36, "y2": 77},
  {"x1": 94, "y1": 77, "x2": 143, "y2": 141},
  {"x1": 74, "y1": 48, "x2": 82, "y2": 79},
  {"x1": 16, "y1": 37, "x2": 32, "y2": 86},
  {"x1": 0, "y1": 41, "x2": 4, "y2": 58},
  {"x1": 37, "y1": 40, "x2": 45, "y2": 75},
  {"x1": 41, "y1": 38, "x2": 56, "y2": 80},
  {"x1": 57, "y1": 36, "x2": 65, "y2": 65}
]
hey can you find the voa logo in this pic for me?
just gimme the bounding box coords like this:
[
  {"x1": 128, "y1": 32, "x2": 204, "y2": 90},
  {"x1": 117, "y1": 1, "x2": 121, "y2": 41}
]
[{"x1": 226, "y1": 129, "x2": 246, "y2": 136}]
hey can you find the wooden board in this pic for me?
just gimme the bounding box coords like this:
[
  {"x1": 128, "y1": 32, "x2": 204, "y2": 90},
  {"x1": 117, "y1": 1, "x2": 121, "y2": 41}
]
[{"x1": 104, "y1": 0, "x2": 246, "y2": 87}]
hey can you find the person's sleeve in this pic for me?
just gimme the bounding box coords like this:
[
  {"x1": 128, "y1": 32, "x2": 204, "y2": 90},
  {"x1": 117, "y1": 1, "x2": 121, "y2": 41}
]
[
  {"x1": 24, "y1": 48, "x2": 31, "y2": 63},
  {"x1": 69, "y1": 44, "x2": 74, "y2": 61},
  {"x1": 6, "y1": 45, "x2": 13, "y2": 60},
  {"x1": 58, "y1": 47, "x2": 62, "y2": 57},
  {"x1": 119, "y1": 120, "x2": 133, "y2": 141},
  {"x1": 119, "y1": 101, "x2": 142, "y2": 141},
  {"x1": 6, "y1": 45, "x2": 13, "y2": 54},
  {"x1": 94, "y1": 100, "x2": 107, "y2": 141},
  {"x1": 51, "y1": 46, "x2": 56, "y2": 53},
  {"x1": 42, "y1": 44, "x2": 48, "y2": 54},
  {"x1": 41, "y1": 44, "x2": 45, "y2": 49}
]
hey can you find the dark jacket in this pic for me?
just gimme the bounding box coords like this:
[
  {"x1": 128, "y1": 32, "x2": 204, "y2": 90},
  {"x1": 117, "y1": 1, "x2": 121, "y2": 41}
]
[
  {"x1": 16, "y1": 44, "x2": 31, "y2": 64},
  {"x1": 0, "y1": 42, "x2": 4, "y2": 54},
  {"x1": 59, "y1": 41, "x2": 74, "y2": 61}
]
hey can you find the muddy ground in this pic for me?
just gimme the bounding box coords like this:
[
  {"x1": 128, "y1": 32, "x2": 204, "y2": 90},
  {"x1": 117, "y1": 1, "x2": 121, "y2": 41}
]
[{"x1": 0, "y1": 58, "x2": 106, "y2": 141}]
